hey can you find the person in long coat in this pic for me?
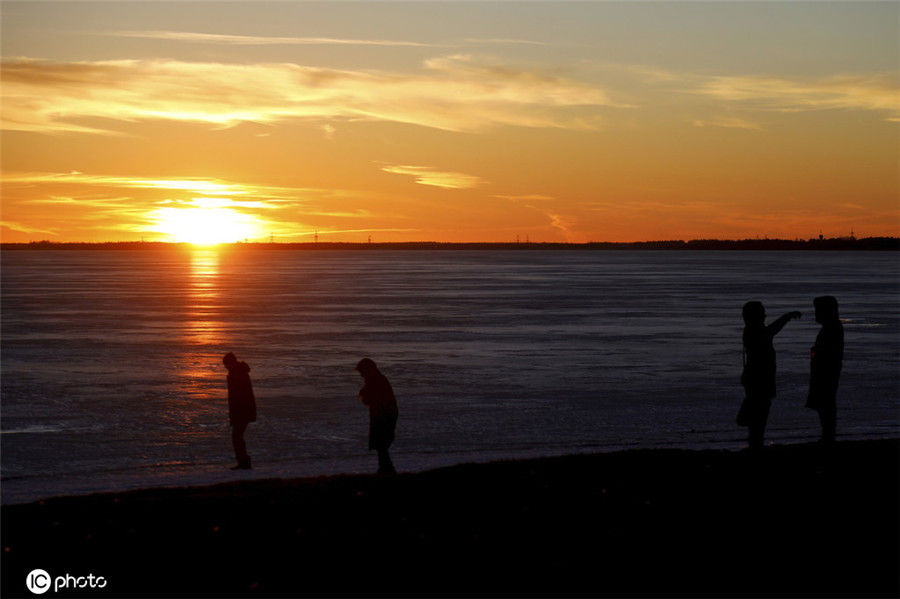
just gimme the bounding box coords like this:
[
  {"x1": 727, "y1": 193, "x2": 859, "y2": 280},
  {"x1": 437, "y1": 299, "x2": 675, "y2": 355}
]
[
  {"x1": 355, "y1": 358, "x2": 398, "y2": 474},
  {"x1": 806, "y1": 296, "x2": 844, "y2": 445},
  {"x1": 223, "y1": 352, "x2": 257, "y2": 469},
  {"x1": 738, "y1": 302, "x2": 801, "y2": 450}
]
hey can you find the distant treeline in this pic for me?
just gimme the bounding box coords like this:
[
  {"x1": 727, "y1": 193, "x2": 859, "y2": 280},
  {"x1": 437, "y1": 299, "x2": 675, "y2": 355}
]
[{"x1": 2, "y1": 237, "x2": 898, "y2": 251}]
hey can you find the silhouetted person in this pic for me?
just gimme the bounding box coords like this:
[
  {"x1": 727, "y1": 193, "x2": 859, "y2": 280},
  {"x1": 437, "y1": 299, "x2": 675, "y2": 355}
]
[
  {"x1": 223, "y1": 352, "x2": 256, "y2": 469},
  {"x1": 355, "y1": 358, "x2": 398, "y2": 475},
  {"x1": 806, "y1": 296, "x2": 844, "y2": 445},
  {"x1": 738, "y1": 302, "x2": 801, "y2": 450}
]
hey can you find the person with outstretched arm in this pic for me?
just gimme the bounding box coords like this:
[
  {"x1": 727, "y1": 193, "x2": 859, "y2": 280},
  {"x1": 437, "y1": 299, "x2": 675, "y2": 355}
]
[{"x1": 738, "y1": 302, "x2": 802, "y2": 450}]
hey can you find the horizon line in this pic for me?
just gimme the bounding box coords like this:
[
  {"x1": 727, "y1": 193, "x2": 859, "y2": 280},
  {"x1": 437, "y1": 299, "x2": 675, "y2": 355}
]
[{"x1": 2, "y1": 236, "x2": 897, "y2": 248}]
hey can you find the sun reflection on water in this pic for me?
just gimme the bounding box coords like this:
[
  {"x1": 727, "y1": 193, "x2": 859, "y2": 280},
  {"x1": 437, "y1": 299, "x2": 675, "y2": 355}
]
[
  {"x1": 177, "y1": 248, "x2": 229, "y2": 406},
  {"x1": 186, "y1": 248, "x2": 225, "y2": 346}
]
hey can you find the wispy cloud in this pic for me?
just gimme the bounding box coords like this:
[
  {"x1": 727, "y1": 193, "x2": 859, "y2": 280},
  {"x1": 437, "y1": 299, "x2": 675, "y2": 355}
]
[
  {"x1": 463, "y1": 38, "x2": 548, "y2": 46},
  {"x1": 300, "y1": 209, "x2": 373, "y2": 219},
  {"x1": 0, "y1": 220, "x2": 59, "y2": 235},
  {"x1": 591, "y1": 61, "x2": 900, "y2": 123},
  {"x1": 493, "y1": 194, "x2": 555, "y2": 202},
  {"x1": 544, "y1": 210, "x2": 576, "y2": 242},
  {"x1": 520, "y1": 204, "x2": 576, "y2": 242},
  {"x1": 3, "y1": 171, "x2": 329, "y2": 206},
  {"x1": 311, "y1": 227, "x2": 419, "y2": 236},
  {"x1": 692, "y1": 116, "x2": 762, "y2": 130},
  {"x1": 1, "y1": 56, "x2": 618, "y2": 134},
  {"x1": 423, "y1": 54, "x2": 615, "y2": 106},
  {"x1": 25, "y1": 195, "x2": 140, "y2": 210},
  {"x1": 588, "y1": 62, "x2": 684, "y2": 83},
  {"x1": 112, "y1": 30, "x2": 436, "y2": 47},
  {"x1": 492, "y1": 194, "x2": 577, "y2": 240},
  {"x1": 694, "y1": 73, "x2": 900, "y2": 121},
  {"x1": 381, "y1": 165, "x2": 483, "y2": 189}
]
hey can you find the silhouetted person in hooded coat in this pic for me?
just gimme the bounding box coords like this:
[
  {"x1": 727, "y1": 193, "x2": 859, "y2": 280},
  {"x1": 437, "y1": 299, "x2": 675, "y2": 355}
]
[
  {"x1": 223, "y1": 352, "x2": 256, "y2": 469},
  {"x1": 738, "y1": 302, "x2": 801, "y2": 450},
  {"x1": 356, "y1": 358, "x2": 398, "y2": 475},
  {"x1": 807, "y1": 296, "x2": 844, "y2": 445}
]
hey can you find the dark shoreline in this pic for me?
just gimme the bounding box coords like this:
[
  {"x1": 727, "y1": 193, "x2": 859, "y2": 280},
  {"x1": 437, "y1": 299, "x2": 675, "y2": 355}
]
[
  {"x1": 2, "y1": 237, "x2": 898, "y2": 251},
  {"x1": 2, "y1": 439, "x2": 898, "y2": 597}
]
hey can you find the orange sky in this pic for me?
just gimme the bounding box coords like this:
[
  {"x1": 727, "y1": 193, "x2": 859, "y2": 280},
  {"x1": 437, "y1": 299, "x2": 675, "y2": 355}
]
[{"x1": 1, "y1": 1, "x2": 898, "y2": 243}]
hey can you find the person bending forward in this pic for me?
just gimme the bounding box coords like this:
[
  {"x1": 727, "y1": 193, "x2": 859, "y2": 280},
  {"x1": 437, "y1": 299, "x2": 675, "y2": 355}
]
[{"x1": 355, "y1": 358, "x2": 398, "y2": 475}]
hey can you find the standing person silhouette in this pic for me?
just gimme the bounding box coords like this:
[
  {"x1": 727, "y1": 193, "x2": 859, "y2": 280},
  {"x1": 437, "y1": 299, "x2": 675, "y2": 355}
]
[
  {"x1": 806, "y1": 296, "x2": 844, "y2": 445},
  {"x1": 223, "y1": 352, "x2": 256, "y2": 469},
  {"x1": 355, "y1": 358, "x2": 398, "y2": 475},
  {"x1": 738, "y1": 302, "x2": 801, "y2": 450}
]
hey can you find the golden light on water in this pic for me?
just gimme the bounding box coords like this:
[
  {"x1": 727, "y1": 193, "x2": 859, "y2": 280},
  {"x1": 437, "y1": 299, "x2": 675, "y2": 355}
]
[
  {"x1": 177, "y1": 248, "x2": 227, "y2": 403},
  {"x1": 185, "y1": 248, "x2": 224, "y2": 347}
]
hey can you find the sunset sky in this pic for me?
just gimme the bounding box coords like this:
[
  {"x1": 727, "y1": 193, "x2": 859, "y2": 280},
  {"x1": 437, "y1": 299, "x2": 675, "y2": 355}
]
[{"x1": 2, "y1": 1, "x2": 897, "y2": 243}]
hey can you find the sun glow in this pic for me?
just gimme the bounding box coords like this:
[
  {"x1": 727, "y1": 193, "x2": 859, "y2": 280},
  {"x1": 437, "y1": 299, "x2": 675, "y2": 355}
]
[{"x1": 150, "y1": 206, "x2": 264, "y2": 244}]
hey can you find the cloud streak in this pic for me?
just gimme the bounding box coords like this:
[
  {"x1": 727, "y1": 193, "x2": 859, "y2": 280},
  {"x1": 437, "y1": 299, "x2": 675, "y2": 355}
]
[
  {"x1": 694, "y1": 73, "x2": 900, "y2": 121},
  {"x1": 462, "y1": 38, "x2": 548, "y2": 46},
  {"x1": 3, "y1": 171, "x2": 343, "y2": 206},
  {"x1": 381, "y1": 165, "x2": 483, "y2": 189},
  {"x1": 492, "y1": 194, "x2": 555, "y2": 202},
  {"x1": 0, "y1": 220, "x2": 59, "y2": 235},
  {"x1": 112, "y1": 30, "x2": 436, "y2": 47},
  {"x1": 593, "y1": 62, "x2": 900, "y2": 122},
  {"x1": 1, "y1": 56, "x2": 617, "y2": 134},
  {"x1": 692, "y1": 116, "x2": 762, "y2": 130}
]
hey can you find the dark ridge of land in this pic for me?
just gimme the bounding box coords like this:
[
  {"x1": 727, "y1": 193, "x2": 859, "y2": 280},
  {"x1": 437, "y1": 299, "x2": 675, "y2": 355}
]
[
  {"x1": 2, "y1": 237, "x2": 898, "y2": 251},
  {"x1": 2, "y1": 439, "x2": 897, "y2": 597}
]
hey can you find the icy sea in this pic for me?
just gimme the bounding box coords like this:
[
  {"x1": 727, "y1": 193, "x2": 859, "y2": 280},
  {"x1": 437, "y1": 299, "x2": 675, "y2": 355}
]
[{"x1": 2, "y1": 248, "x2": 898, "y2": 503}]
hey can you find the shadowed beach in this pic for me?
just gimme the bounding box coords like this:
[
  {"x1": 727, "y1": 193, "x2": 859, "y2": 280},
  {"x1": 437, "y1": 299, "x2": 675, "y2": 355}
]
[{"x1": 2, "y1": 439, "x2": 897, "y2": 597}]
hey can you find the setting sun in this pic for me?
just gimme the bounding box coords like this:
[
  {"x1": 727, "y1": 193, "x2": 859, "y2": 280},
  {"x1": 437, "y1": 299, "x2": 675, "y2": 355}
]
[{"x1": 150, "y1": 206, "x2": 264, "y2": 245}]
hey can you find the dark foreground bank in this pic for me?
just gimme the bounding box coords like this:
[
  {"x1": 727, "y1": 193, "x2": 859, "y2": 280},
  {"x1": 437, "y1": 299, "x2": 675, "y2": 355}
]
[{"x1": 2, "y1": 439, "x2": 898, "y2": 597}]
